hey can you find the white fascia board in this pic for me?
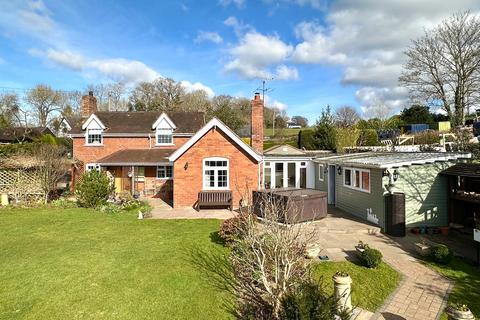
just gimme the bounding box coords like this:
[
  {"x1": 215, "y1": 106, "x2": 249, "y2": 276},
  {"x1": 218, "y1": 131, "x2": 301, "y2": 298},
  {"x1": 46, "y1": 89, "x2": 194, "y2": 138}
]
[
  {"x1": 81, "y1": 114, "x2": 106, "y2": 130},
  {"x1": 168, "y1": 117, "x2": 262, "y2": 162},
  {"x1": 152, "y1": 113, "x2": 177, "y2": 130}
]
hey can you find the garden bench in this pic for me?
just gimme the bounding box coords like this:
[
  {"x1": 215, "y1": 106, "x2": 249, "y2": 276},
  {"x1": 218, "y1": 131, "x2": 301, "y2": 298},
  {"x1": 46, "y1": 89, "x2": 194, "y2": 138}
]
[{"x1": 198, "y1": 190, "x2": 233, "y2": 211}]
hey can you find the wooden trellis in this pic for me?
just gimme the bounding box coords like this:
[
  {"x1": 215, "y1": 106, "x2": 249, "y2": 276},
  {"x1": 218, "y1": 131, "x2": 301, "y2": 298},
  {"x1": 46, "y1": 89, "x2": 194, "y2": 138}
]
[{"x1": 0, "y1": 168, "x2": 44, "y2": 203}]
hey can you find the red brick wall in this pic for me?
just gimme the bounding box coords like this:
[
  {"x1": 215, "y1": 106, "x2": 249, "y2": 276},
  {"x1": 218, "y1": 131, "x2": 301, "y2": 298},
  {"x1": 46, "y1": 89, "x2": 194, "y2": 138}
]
[
  {"x1": 173, "y1": 127, "x2": 260, "y2": 208},
  {"x1": 251, "y1": 93, "x2": 264, "y2": 154},
  {"x1": 73, "y1": 136, "x2": 189, "y2": 167}
]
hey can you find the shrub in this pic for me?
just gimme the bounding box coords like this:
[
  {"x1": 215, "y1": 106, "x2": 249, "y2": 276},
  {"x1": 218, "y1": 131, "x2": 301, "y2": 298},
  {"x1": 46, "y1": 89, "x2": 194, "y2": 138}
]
[
  {"x1": 75, "y1": 170, "x2": 113, "y2": 208},
  {"x1": 50, "y1": 198, "x2": 77, "y2": 208},
  {"x1": 280, "y1": 277, "x2": 350, "y2": 320},
  {"x1": 219, "y1": 213, "x2": 248, "y2": 245},
  {"x1": 357, "y1": 129, "x2": 379, "y2": 146},
  {"x1": 414, "y1": 130, "x2": 440, "y2": 145},
  {"x1": 431, "y1": 244, "x2": 452, "y2": 264},
  {"x1": 335, "y1": 128, "x2": 360, "y2": 153},
  {"x1": 361, "y1": 248, "x2": 383, "y2": 268},
  {"x1": 98, "y1": 203, "x2": 121, "y2": 214}
]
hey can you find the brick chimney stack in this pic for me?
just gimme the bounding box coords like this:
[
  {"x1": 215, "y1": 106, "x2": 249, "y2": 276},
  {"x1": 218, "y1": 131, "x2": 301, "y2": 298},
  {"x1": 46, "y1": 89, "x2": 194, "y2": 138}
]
[
  {"x1": 251, "y1": 92, "x2": 264, "y2": 153},
  {"x1": 81, "y1": 91, "x2": 97, "y2": 117}
]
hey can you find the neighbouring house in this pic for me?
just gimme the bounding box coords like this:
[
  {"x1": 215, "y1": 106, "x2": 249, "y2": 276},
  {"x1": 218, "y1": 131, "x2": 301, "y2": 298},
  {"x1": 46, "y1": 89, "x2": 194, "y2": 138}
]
[
  {"x1": 0, "y1": 126, "x2": 54, "y2": 144},
  {"x1": 70, "y1": 91, "x2": 263, "y2": 208},
  {"x1": 312, "y1": 152, "x2": 470, "y2": 230}
]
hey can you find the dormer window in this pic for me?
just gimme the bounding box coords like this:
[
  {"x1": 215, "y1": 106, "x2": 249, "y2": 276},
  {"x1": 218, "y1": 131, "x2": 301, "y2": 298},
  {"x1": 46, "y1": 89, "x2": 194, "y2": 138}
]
[
  {"x1": 87, "y1": 128, "x2": 103, "y2": 145},
  {"x1": 82, "y1": 114, "x2": 105, "y2": 146},
  {"x1": 152, "y1": 113, "x2": 176, "y2": 146},
  {"x1": 156, "y1": 128, "x2": 173, "y2": 145}
]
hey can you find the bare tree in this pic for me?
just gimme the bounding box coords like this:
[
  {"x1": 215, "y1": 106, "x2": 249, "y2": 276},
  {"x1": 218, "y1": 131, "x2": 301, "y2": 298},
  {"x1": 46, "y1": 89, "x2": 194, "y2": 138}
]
[
  {"x1": 0, "y1": 93, "x2": 20, "y2": 128},
  {"x1": 400, "y1": 11, "x2": 480, "y2": 126},
  {"x1": 129, "y1": 78, "x2": 185, "y2": 111},
  {"x1": 34, "y1": 144, "x2": 70, "y2": 203},
  {"x1": 229, "y1": 195, "x2": 316, "y2": 319},
  {"x1": 335, "y1": 106, "x2": 360, "y2": 128},
  {"x1": 25, "y1": 84, "x2": 62, "y2": 126},
  {"x1": 86, "y1": 82, "x2": 127, "y2": 111},
  {"x1": 182, "y1": 90, "x2": 212, "y2": 112}
]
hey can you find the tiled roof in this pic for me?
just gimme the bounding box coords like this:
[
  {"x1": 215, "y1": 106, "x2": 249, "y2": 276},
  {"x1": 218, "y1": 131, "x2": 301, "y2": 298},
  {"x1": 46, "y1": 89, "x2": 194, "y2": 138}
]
[
  {"x1": 70, "y1": 111, "x2": 205, "y2": 134},
  {"x1": 97, "y1": 149, "x2": 174, "y2": 165}
]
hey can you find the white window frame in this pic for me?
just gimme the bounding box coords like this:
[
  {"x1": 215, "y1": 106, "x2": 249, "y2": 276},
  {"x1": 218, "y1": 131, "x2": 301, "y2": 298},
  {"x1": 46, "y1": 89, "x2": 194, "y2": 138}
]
[
  {"x1": 155, "y1": 128, "x2": 174, "y2": 146},
  {"x1": 343, "y1": 167, "x2": 371, "y2": 193},
  {"x1": 85, "y1": 128, "x2": 103, "y2": 146},
  {"x1": 156, "y1": 165, "x2": 173, "y2": 180},
  {"x1": 85, "y1": 163, "x2": 100, "y2": 172},
  {"x1": 318, "y1": 164, "x2": 325, "y2": 181},
  {"x1": 203, "y1": 157, "x2": 229, "y2": 190}
]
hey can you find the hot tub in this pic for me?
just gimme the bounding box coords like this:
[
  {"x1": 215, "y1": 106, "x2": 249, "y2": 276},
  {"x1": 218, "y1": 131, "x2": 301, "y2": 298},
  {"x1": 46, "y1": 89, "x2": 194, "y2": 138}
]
[{"x1": 252, "y1": 188, "x2": 328, "y2": 223}]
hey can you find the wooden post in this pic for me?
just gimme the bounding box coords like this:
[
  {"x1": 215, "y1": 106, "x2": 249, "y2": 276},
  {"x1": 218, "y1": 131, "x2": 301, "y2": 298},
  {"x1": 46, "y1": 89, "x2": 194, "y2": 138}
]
[{"x1": 131, "y1": 165, "x2": 135, "y2": 195}]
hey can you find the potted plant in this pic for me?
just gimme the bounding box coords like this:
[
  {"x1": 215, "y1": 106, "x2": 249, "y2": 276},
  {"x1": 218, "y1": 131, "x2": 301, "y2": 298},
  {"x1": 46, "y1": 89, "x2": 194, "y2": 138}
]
[
  {"x1": 439, "y1": 226, "x2": 450, "y2": 236},
  {"x1": 445, "y1": 304, "x2": 474, "y2": 320},
  {"x1": 355, "y1": 240, "x2": 368, "y2": 258},
  {"x1": 411, "y1": 227, "x2": 420, "y2": 235},
  {"x1": 414, "y1": 238, "x2": 431, "y2": 257}
]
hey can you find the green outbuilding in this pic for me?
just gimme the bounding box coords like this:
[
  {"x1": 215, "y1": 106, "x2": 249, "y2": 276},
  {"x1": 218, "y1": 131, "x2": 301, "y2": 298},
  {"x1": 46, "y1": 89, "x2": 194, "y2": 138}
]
[{"x1": 313, "y1": 152, "x2": 471, "y2": 232}]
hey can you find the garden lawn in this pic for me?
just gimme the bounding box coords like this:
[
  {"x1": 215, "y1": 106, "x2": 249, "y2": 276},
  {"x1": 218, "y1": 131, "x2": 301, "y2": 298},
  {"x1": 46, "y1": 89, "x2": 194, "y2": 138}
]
[
  {"x1": 0, "y1": 207, "x2": 232, "y2": 320},
  {"x1": 427, "y1": 258, "x2": 480, "y2": 319},
  {"x1": 311, "y1": 261, "x2": 401, "y2": 312}
]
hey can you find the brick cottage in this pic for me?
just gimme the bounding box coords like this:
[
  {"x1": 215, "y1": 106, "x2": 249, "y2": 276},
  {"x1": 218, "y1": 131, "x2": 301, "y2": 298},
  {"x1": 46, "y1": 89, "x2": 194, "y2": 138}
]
[{"x1": 69, "y1": 91, "x2": 263, "y2": 208}]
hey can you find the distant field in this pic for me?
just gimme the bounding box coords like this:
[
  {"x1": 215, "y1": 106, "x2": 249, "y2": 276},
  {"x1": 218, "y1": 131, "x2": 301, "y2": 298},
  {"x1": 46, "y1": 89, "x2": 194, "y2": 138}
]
[{"x1": 264, "y1": 127, "x2": 310, "y2": 137}]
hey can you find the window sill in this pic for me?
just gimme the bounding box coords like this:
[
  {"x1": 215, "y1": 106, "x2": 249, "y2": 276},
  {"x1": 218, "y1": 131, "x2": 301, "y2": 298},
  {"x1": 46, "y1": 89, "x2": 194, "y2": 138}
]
[
  {"x1": 343, "y1": 185, "x2": 371, "y2": 194},
  {"x1": 156, "y1": 177, "x2": 173, "y2": 180},
  {"x1": 155, "y1": 143, "x2": 175, "y2": 147},
  {"x1": 202, "y1": 188, "x2": 230, "y2": 191},
  {"x1": 84, "y1": 144, "x2": 104, "y2": 147}
]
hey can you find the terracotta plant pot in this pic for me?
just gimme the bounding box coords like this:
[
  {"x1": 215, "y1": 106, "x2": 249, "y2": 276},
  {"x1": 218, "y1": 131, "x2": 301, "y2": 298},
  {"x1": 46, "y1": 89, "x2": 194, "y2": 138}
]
[
  {"x1": 411, "y1": 228, "x2": 420, "y2": 235},
  {"x1": 440, "y1": 227, "x2": 449, "y2": 236}
]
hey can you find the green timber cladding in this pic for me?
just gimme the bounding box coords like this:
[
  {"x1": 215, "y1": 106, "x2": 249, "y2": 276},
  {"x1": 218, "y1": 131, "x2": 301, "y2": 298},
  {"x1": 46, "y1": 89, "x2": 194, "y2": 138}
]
[{"x1": 314, "y1": 158, "x2": 461, "y2": 230}]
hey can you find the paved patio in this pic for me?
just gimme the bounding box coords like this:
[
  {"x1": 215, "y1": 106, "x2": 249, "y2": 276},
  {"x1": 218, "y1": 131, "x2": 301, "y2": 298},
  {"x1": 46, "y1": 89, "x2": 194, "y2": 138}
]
[
  {"x1": 146, "y1": 198, "x2": 236, "y2": 219},
  {"x1": 304, "y1": 211, "x2": 452, "y2": 320}
]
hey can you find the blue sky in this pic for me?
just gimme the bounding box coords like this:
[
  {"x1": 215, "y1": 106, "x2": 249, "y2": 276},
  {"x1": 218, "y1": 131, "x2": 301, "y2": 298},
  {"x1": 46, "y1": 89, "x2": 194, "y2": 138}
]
[{"x1": 1, "y1": 0, "x2": 479, "y2": 120}]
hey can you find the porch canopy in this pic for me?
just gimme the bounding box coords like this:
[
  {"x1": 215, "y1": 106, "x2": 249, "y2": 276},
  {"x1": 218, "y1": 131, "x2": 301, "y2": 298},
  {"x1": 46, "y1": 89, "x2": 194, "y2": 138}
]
[{"x1": 97, "y1": 149, "x2": 173, "y2": 166}]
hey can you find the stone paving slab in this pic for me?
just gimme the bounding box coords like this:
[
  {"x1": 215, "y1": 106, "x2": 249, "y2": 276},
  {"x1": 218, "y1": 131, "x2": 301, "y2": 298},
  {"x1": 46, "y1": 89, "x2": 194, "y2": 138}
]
[{"x1": 304, "y1": 212, "x2": 452, "y2": 320}]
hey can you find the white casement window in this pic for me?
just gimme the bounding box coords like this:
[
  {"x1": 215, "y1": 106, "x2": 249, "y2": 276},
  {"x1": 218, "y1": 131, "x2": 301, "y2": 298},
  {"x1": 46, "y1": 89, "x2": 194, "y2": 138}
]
[
  {"x1": 156, "y1": 165, "x2": 173, "y2": 179},
  {"x1": 156, "y1": 128, "x2": 173, "y2": 145},
  {"x1": 343, "y1": 167, "x2": 370, "y2": 193},
  {"x1": 86, "y1": 163, "x2": 100, "y2": 171},
  {"x1": 86, "y1": 128, "x2": 102, "y2": 145},
  {"x1": 203, "y1": 157, "x2": 229, "y2": 190},
  {"x1": 135, "y1": 167, "x2": 145, "y2": 182},
  {"x1": 318, "y1": 164, "x2": 325, "y2": 181}
]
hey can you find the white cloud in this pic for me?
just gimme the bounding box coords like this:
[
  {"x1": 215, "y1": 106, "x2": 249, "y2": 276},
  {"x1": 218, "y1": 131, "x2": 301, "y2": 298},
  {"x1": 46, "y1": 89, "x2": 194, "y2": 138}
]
[
  {"x1": 225, "y1": 31, "x2": 293, "y2": 80},
  {"x1": 30, "y1": 48, "x2": 214, "y2": 95},
  {"x1": 289, "y1": 0, "x2": 480, "y2": 114},
  {"x1": 223, "y1": 16, "x2": 253, "y2": 36},
  {"x1": 219, "y1": 0, "x2": 245, "y2": 9},
  {"x1": 181, "y1": 80, "x2": 215, "y2": 97},
  {"x1": 275, "y1": 65, "x2": 299, "y2": 81},
  {"x1": 265, "y1": 95, "x2": 288, "y2": 111},
  {"x1": 195, "y1": 31, "x2": 223, "y2": 44}
]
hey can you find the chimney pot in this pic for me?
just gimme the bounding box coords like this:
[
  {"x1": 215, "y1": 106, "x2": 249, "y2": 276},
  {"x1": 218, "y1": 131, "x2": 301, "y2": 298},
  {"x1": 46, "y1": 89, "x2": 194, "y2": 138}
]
[{"x1": 88, "y1": 91, "x2": 94, "y2": 96}]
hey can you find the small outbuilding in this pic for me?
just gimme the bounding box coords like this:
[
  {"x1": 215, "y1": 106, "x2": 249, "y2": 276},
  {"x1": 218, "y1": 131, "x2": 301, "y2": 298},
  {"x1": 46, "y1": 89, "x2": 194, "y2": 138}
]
[{"x1": 313, "y1": 152, "x2": 471, "y2": 233}]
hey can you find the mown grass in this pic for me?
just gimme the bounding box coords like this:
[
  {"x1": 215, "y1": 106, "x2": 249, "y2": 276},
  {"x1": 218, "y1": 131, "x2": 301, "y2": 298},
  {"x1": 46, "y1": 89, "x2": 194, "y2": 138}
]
[
  {"x1": 264, "y1": 127, "x2": 307, "y2": 137},
  {"x1": 0, "y1": 207, "x2": 232, "y2": 320},
  {"x1": 426, "y1": 257, "x2": 480, "y2": 319},
  {"x1": 311, "y1": 261, "x2": 401, "y2": 312}
]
